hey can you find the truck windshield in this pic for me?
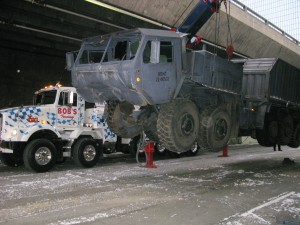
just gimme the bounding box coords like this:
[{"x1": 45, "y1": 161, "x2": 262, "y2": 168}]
[
  {"x1": 34, "y1": 90, "x2": 57, "y2": 105},
  {"x1": 77, "y1": 33, "x2": 141, "y2": 65}
]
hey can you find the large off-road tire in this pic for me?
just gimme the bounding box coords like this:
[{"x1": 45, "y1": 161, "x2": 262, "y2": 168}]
[
  {"x1": 157, "y1": 99, "x2": 199, "y2": 153},
  {"x1": 106, "y1": 101, "x2": 143, "y2": 138},
  {"x1": 0, "y1": 152, "x2": 24, "y2": 167},
  {"x1": 288, "y1": 123, "x2": 300, "y2": 148},
  {"x1": 72, "y1": 138, "x2": 100, "y2": 168},
  {"x1": 197, "y1": 106, "x2": 231, "y2": 152},
  {"x1": 23, "y1": 139, "x2": 57, "y2": 173},
  {"x1": 278, "y1": 114, "x2": 293, "y2": 145}
]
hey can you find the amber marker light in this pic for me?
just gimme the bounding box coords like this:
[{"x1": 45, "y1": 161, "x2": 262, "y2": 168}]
[{"x1": 136, "y1": 77, "x2": 141, "y2": 82}]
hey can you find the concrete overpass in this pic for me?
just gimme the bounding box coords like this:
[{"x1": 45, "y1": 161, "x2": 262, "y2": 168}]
[{"x1": 98, "y1": 0, "x2": 300, "y2": 68}]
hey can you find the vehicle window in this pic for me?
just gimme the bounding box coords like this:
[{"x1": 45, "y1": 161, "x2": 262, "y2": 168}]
[
  {"x1": 58, "y1": 92, "x2": 77, "y2": 106},
  {"x1": 129, "y1": 41, "x2": 139, "y2": 59},
  {"x1": 34, "y1": 90, "x2": 57, "y2": 105},
  {"x1": 160, "y1": 41, "x2": 173, "y2": 63},
  {"x1": 85, "y1": 101, "x2": 95, "y2": 109},
  {"x1": 143, "y1": 41, "x2": 151, "y2": 63},
  {"x1": 143, "y1": 40, "x2": 173, "y2": 64},
  {"x1": 115, "y1": 41, "x2": 127, "y2": 60},
  {"x1": 79, "y1": 50, "x2": 104, "y2": 64}
]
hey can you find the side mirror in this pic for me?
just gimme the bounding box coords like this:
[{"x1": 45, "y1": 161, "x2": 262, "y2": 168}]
[
  {"x1": 66, "y1": 52, "x2": 74, "y2": 71},
  {"x1": 68, "y1": 91, "x2": 74, "y2": 105}
]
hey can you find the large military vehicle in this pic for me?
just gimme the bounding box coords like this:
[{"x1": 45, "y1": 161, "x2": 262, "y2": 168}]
[{"x1": 66, "y1": 1, "x2": 300, "y2": 154}]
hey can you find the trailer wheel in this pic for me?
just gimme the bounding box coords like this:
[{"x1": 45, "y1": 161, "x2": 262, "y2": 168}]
[
  {"x1": 0, "y1": 153, "x2": 23, "y2": 167},
  {"x1": 198, "y1": 106, "x2": 231, "y2": 152},
  {"x1": 288, "y1": 123, "x2": 300, "y2": 148},
  {"x1": 279, "y1": 114, "x2": 293, "y2": 145},
  {"x1": 23, "y1": 139, "x2": 57, "y2": 173},
  {"x1": 72, "y1": 138, "x2": 100, "y2": 168},
  {"x1": 157, "y1": 99, "x2": 199, "y2": 153},
  {"x1": 106, "y1": 101, "x2": 143, "y2": 138}
]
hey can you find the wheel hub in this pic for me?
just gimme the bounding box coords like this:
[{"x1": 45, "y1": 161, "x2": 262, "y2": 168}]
[
  {"x1": 190, "y1": 142, "x2": 198, "y2": 153},
  {"x1": 35, "y1": 147, "x2": 52, "y2": 166},
  {"x1": 83, "y1": 145, "x2": 96, "y2": 162},
  {"x1": 180, "y1": 113, "x2": 195, "y2": 135},
  {"x1": 214, "y1": 118, "x2": 227, "y2": 140}
]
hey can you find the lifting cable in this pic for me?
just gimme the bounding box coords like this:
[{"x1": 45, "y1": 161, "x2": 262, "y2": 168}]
[
  {"x1": 213, "y1": 0, "x2": 234, "y2": 60},
  {"x1": 135, "y1": 132, "x2": 147, "y2": 167},
  {"x1": 224, "y1": 0, "x2": 234, "y2": 59},
  {"x1": 212, "y1": 0, "x2": 222, "y2": 73}
]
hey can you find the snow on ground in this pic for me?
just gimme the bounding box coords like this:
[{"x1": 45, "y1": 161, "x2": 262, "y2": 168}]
[
  {"x1": 220, "y1": 192, "x2": 300, "y2": 225},
  {"x1": 0, "y1": 144, "x2": 300, "y2": 225}
]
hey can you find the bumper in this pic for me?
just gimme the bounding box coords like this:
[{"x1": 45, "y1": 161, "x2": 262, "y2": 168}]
[{"x1": 0, "y1": 146, "x2": 13, "y2": 153}]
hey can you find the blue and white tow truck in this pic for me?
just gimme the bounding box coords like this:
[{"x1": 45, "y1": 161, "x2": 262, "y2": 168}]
[{"x1": 0, "y1": 84, "x2": 123, "y2": 172}]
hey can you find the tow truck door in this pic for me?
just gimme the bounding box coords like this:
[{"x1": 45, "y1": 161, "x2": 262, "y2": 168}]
[{"x1": 56, "y1": 90, "x2": 79, "y2": 128}]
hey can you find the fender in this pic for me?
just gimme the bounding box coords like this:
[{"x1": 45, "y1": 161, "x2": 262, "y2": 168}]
[
  {"x1": 69, "y1": 127, "x2": 103, "y2": 140},
  {"x1": 19, "y1": 124, "x2": 61, "y2": 142}
]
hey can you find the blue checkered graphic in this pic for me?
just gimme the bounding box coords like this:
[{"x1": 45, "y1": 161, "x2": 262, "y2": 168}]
[
  {"x1": 104, "y1": 128, "x2": 117, "y2": 140},
  {"x1": 7, "y1": 107, "x2": 42, "y2": 122},
  {"x1": 20, "y1": 130, "x2": 29, "y2": 135},
  {"x1": 47, "y1": 112, "x2": 56, "y2": 125}
]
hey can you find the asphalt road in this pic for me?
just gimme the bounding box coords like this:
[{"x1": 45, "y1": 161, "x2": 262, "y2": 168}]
[{"x1": 0, "y1": 144, "x2": 299, "y2": 225}]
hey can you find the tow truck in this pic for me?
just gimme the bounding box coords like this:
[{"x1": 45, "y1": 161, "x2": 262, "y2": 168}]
[{"x1": 0, "y1": 84, "x2": 116, "y2": 172}]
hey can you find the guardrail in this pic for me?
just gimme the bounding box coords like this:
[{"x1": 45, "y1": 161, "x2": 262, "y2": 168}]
[{"x1": 230, "y1": 0, "x2": 299, "y2": 46}]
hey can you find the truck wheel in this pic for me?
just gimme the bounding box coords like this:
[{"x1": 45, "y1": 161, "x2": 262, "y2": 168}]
[
  {"x1": 0, "y1": 153, "x2": 24, "y2": 167},
  {"x1": 23, "y1": 139, "x2": 57, "y2": 173},
  {"x1": 256, "y1": 115, "x2": 277, "y2": 147},
  {"x1": 157, "y1": 99, "x2": 199, "y2": 153},
  {"x1": 106, "y1": 101, "x2": 143, "y2": 138},
  {"x1": 198, "y1": 106, "x2": 231, "y2": 152},
  {"x1": 288, "y1": 123, "x2": 300, "y2": 148},
  {"x1": 186, "y1": 142, "x2": 200, "y2": 156},
  {"x1": 72, "y1": 138, "x2": 100, "y2": 168},
  {"x1": 279, "y1": 114, "x2": 293, "y2": 145},
  {"x1": 154, "y1": 143, "x2": 167, "y2": 156}
]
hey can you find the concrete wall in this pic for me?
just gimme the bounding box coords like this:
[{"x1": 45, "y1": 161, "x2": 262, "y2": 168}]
[{"x1": 0, "y1": 47, "x2": 71, "y2": 109}]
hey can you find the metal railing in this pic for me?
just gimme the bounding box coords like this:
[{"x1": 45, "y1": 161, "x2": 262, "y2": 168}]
[{"x1": 230, "y1": 0, "x2": 299, "y2": 46}]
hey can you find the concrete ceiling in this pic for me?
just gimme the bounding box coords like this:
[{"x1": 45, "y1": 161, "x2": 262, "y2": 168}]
[{"x1": 0, "y1": 0, "x2": 159, "y2": 58}]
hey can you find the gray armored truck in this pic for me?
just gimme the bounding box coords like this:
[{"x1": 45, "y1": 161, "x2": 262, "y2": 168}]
[{"x1": 66, "y1": 28, "x2": 300, "y2": 153}]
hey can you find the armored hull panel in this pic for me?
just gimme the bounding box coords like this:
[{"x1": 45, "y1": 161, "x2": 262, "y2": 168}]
[
  {"x1": 242, "y1": 58, "x2": 300, "y2": 107},
  {"x1": 190, "y1": 50, "x2": 243, "y2": 94}
]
